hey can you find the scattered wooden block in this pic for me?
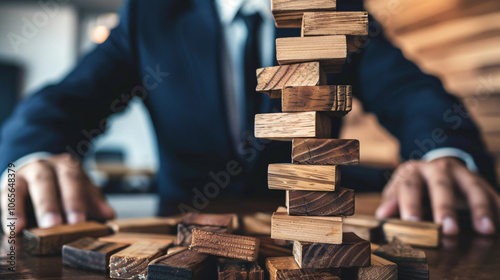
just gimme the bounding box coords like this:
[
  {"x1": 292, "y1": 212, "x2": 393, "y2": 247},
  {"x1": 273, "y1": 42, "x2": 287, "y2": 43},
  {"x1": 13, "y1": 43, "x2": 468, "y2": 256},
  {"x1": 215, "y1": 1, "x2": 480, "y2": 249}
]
[
  {"x1": 218, "y1": 258, "x2": 265, "y2": 280},
  {"x1": 343, "y1": 215, "x2": 384, "y2": 243},
  {"x1": 268, "y1": 164, "x2": 339, "y2": 191},
  {"x1": 177, "y1": 213, "x2": 234, "y2": 246},
  {"x1": 109, "y1": 242, "x2": 170, "y2": 279},
  {"x1": 62, "y1": 237, "x2": 128, "y2": 273},
  {"x1": 286, "y1": 187, "x2": 355, "y2": 216},
  {"x1": 276, "y1": 36, "x2": 346, "y2": 72},
  {"x1": 271, "y1": 207, "x2": 342, "y2": 244},
  {"x1": 266, "y1": 256, "x2": 340, "y2": 280},
  {"x1": 257, "y1": 236, "x2": 293, "y2": 260},
  {"x1": 147, "y1": 247, "x2": 213, "y2": 280},
  {"x1": 98, "y1": 232, "x2": 177, "y2": 245},
  {"x1": 255, "y1": 112, "x2": 331, "y2": 141},
  {"x1": 189, "y1": 229, "x2": 260, "y2": 262},
  {"x1": 241, "y1": 215, "x2": 271, "y2": 236},
  {"x1": 353, "y1": 254, "x2": 398, "y2": 280},
  {"x1": 292, "y1": 138, "x2": 360, "y2": 165},
  {"x1": 23, "y1": 221, "x2": 111, "y2": 255},
  {"x1": 277, "y1": 270, "x2": 340, "y2": 280},
  {"x1": 256, "y1": 62, "x2": 326, "y2": 98},
  {"x1": 374, "y1": 238, "x2": 429, "y2": 280},
  {"x1": 383, "y1": 219, "x2": 441, "y2": 248},
  {"x1": 302, "y1": 12, "x2": 369, "y2": 36},
  {"x1": 282, "y1": 85, "x2": 352, "y2": 115},
  {"x1": 106, "y1": 216, "x2": 181, "y2": 234},
  {"x1": 293, "y1": 233, "x2": 371, "y2": 268},
  {"x1": 271, "y1": 0, "x2": 337, "y2": 28}
]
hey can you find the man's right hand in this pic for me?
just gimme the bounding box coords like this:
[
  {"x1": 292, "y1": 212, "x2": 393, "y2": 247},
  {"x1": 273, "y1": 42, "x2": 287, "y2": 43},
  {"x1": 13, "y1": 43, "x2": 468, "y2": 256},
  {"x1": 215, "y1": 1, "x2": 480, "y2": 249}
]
[{"x1": 1, "y1": 153, "x2": 115, "y2": 234}]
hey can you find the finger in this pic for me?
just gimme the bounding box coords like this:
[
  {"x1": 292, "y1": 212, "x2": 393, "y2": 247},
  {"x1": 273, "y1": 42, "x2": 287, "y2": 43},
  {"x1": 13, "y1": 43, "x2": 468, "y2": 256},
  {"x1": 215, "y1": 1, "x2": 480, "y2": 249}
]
[
  {"x1": 87, "y1": 184, "x2": 115, "y2": 220},
  {"x1": 53, "y1": 164, "x2": 88, "y2": 225},
  {"x1": 376, "y1": 176, "x2": 398, "y2": 219},
  {"x1": 24, "y1": 162, "x2": 63, "y2": 228},
  {"x1": 421, "y1": 161, "x2": 458, "y2": 235},
  {"x1": 396, "y1": 166, "x2": 424, "y2": 221},
  {"x1": 2, "y1": 177, "x2": 28, "y2": 234}
]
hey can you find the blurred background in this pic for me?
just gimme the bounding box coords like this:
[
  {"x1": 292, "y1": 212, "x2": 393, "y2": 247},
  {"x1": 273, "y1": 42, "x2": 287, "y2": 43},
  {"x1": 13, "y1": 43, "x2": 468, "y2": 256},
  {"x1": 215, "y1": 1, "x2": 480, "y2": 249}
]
[{"x1": 0, "y1": 0, "x2": 498, "y2": 215}]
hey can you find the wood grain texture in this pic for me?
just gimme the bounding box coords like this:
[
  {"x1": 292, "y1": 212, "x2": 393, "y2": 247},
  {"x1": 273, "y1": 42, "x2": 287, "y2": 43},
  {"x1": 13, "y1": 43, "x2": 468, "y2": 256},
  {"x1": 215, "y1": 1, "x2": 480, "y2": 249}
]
[
  {"x1": 23, "y1": 221, "x2": 111, "y2": 255},
  {"x1": 293, "y1": 233, "x2": 371, "y2": 269},
  {"x1": 271, "y1": 207, "x2": 343, "y2": 244},
  {"x1": 189, "y1": 229, "x2": 260, "y2": 262},
  {"x1": 257, "y1": 236, "x2": 293, "y2": 261},
  {"x1": 281, "y1": 85, "x2": 352, "y2": 115},
  {"x1": 343, "y1": 215, "x2": 384, "y2": 243},
  {"x1": 354, "y1": 254, "x2": 397, "y2": 280},
  {"x1": 292, "y1": 138, "x2": 360, "y2": 165},
  {"x1": 383, "y1": 219, "x2": 441, "y2": 248},
  {"x1": 276, "y1": 36, "x2": 346, "y2": 73},
  {"x1": 106, "y1": 216, "x2": 181, "y2": 234},
  {"x1": 268, "y1": 164, "x2": 339, "y2": 191},
  {"x1": 147, "y1": 247, "x2": 213, "y2": 280},
  {"x1": 62, "y1": 237, "x2": 128, "y2": 273},
  {"x1": 177, "y1": 213, "x2": 234, "y2": 246},
  {"x1": 109, "y1": 242, "x2": 170, "y2": 279},
  {"x1": 266, "y1": 256, "x2": 341, "y2": 280},
  {"x1": 256, "y1": 62, "x2": 326, "y2": 98},
  {"x1": 286, "y1": 187, "x2": 355, "y2": 216},
  {"x1": 218, "y1": 258, "x2": 264, "y2": 280},
  {"x1": 271, "y1": 0, "x2": 337, "y2": 28},
  {"x1": 255, "y1": 112, "x2": 332, "y2": 141},
  {"x1": 98, "y1": 233, "x2": 177, "y2": 245},
  {"x1": 302, "y1": 12, "x2": 368, "y2": 36},
  {"x1": 277, "y1": 270, "x2": 340, "y2": 280}
]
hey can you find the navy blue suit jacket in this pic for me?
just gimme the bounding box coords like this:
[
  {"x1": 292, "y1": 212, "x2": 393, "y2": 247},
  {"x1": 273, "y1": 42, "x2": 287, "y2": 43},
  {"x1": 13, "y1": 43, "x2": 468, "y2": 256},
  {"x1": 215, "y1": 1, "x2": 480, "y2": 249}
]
[{"x1": 0, "y1": 0, "x2": 496, "y2": 210}]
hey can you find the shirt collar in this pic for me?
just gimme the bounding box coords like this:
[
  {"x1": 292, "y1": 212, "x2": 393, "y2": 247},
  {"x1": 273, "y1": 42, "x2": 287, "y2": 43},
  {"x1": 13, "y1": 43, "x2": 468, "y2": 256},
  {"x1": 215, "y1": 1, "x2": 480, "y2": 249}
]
[{"x1": 215, "y1": 0, "x2": 273, "y2": 24}]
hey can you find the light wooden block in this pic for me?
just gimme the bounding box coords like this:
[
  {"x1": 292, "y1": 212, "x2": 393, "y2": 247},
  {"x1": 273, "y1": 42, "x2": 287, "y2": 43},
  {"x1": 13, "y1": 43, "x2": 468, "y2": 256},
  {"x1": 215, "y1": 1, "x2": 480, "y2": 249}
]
[
  {"x1": 276, "y1": 36, "x2": 346, "y2": 72},
  {"x1": 343, "y1": 215, "x2": 384, "y2": 243},
  {"x1": 106, "y1": 216, "x2": 181, "y2": 234},
  {"x1": 147, "y1": 247, "x2": 213, "y2": 280},
  {"x1": 109, "y1": 242, "x2": 170, "y2": 279},
  {"x1": 266, "y1": 256, "x2": 340, "y2": 280},
  {"x1": 292, "y1": 138, "x2": 360, "y2": 165},
  {"x1": 302, "y1": 12, "x2": 369, "y2": 36},
  {"x1": 383, "y1": 219, "x2": 441, "y2": 248},
  {"x1": 271, "y1": 0, "x2": 337, "y2": 28},
  {"x1": 354, "y1": 254, "x2": 398, "y2": 280},
  {"x1": 268, "y1": 164, "x2": 339, "y2": 191},
  {"x1": 255, "y1": 112, "x2": 332, "y2": 141},
  {"x1": 286, "y1": 187, "x2": 355, "y2": 216},
  {"x1": 98, "y1": 232, "x2": 177, "y2": 245},
  {"x1": 271, "y1": 207, "x2": 342, "y2": 244}
]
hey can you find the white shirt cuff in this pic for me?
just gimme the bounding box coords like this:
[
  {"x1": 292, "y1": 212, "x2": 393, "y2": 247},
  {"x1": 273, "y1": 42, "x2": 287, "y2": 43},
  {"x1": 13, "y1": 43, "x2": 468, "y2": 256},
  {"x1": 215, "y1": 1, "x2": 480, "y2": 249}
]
[
  {"x1": 422, "y1": 147, "x2": 478, "y2": 172},
  {"x1": 1, "y1": 152, "x2": 53, "y2": 190}
]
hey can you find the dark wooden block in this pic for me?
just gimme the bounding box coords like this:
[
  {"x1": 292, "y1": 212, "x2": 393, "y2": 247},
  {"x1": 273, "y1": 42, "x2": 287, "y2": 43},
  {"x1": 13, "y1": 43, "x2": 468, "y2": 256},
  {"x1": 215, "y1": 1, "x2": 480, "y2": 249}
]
[
  {"x1": 177, "y1": 213, "x2": 233, "y2": 246},
  {"x1": 353, "y1": 254, "x2": 397, "y2": 280},
  {"x1": 287, "y1": 187, "x2": 355, "y2": 216},
  {"x1": 23, "y1": 221, "x2": 111, "y2": 255},
  {"x1": 293, "y1": 233, "x2": 371, "y2": 268},
  {"x1": 292, "y1": 139, "x2": 360, "y2": 165},
  {"x1": 277, "y1": 270, "x2": 340, "y2": 280},
  {"x1": 62, "y1": 237, "x2": 128, "y2": 273},
  {"x1": 148, "y1": 247, "x2": 213, "y2": 280},
  {"x1": 218, "y1": 258, "x2": 264, "y2": 280},
  {"x1": 282, "y1": 85, "x2": 352, "y2": 115},
  {"x1": 266, "y1": 257, "x2": 341, "y2": 280}
]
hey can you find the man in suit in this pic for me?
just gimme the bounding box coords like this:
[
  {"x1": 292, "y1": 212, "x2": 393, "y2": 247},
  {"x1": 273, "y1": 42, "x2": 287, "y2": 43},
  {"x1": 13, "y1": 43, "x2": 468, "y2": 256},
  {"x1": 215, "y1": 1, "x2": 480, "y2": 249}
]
[{"x1": 1, "y1": 0, "x2": 498, "y2": 236}]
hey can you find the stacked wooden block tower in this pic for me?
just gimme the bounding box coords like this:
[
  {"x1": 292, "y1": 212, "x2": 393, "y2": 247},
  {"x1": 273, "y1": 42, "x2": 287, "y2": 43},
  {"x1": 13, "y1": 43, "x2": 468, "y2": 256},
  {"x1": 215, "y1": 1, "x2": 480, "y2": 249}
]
[{"x1": 255, "y1": 0, "x2": 371, "y2": 276}]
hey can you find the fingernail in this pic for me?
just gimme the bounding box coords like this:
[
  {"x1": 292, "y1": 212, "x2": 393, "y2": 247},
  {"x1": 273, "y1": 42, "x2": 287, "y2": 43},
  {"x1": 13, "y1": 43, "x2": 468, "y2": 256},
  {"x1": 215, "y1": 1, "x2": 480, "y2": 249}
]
[
  {"x1": 479, "y1": 217, "x2": 495, "y2": 235},
  {"x1": 39, "y1": 212, "x2": 62, "y2": 228},
  {"x1": 442, "y1": 216, "x2": 459, "y2": 235},
  {"x1": 66, "y1": 212, "x2": 85, "y2": 224},
  {"x1": 375, "y1": 206, "x2": 386, "y2": 219}
]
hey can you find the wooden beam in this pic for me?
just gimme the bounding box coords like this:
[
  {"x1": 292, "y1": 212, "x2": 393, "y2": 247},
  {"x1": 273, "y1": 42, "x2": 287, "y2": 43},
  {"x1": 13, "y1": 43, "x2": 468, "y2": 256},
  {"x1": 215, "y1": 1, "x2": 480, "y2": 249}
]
[
  {"x1": 98, "y1": 232, "x2": 177, "y2": 245},
  {"x1": 109, "y1": 242, "x2": 170, "y2": 279},
  {"x1": 276, "y1": 36, "x2": 346, "y2": 73},
  {"x1": 147, "y1": 247, "x2": 213, "y2": 280},
  {"x1": 218, "y1": 258, "x2": 265, "y2": 280},
  {"x1": 266, "y1": 256, "x2": 340, "y2": 280},
  {"x1": 286, "y1": 187, "x2": 355, "y2": 216},
  {"x1": 293, "y1": 232, "x2": 371, "y2": 269},
  {"x1": 271, "y1": 0, "x2": 337, "y2": 28},
  {"x1": 177, "y1": 213, "x2": 234, "y2": 246},
  {"x1": 268, "y1": 164, "x2": 339, "y2": 191},
  {"x1": 106, "y1": 216, "x2": 181, "y2": 234},
  {"x1": 343, "y1": 215, "x2": 383, "y2": 243},
  {"x1": 383, "y1": 219, "x2": 441, "y2": 248},
  {"x1": 23, "y1": 221, "x2": 110, "y2": 255},
  {"x1": 302, "y1": 12, "x2": 369, "y2": 36},
  {"x1": 292, "y1": 138, "x2": 360, "y2": 165},
  {"x1": 189, "y1": 229, "x2": 260, "y2": 262},
  {"x1": 255, "y1": 112, "x2": 332, "y2": 141},
  {"x1": 353, "y1": 254, "x2": 398, "y2": 280},
  {"x1": 62, "y1": 237, "x2": 128, "y2": 273},
  {"x1": 256, "y1": 62, "x2": 326, "y2": 98},
  {"x1": 271, "y1": 207, "x2": 343, "y2": 244},
  {"x1": 282, "y1": 85, "x2": 352, "y2": 115}
]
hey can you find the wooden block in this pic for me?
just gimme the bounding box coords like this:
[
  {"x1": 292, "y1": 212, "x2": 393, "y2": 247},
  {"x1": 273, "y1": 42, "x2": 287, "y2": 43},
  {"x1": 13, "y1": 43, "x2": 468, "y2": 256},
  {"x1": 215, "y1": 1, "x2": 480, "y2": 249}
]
[
  {"x1": 268, "y1": 164, "x2": 339, "y2": 191},
  {"x1": 286, "y1": 187, "x2": 355, "y2": 216},
  {"x1": 109, "y1": 241, "x2": 170, "y2": 279},
  {"x1": 271, "y1": 207, "x2": 342, "y2": 244},
  {"x1": 147, "y1": 247, "x2": 213, "y2": 280},
  {"x1": 106, "y1": 216, "x2": 181, "y2": 234},
  {"x1": 271, "y1": 0, "x2": 336, "y2": 28},
  {"x1": 282, "y1": 85, "x2": 352, "y2": 115},
  {"x1": 218, "y1": 258, "x2": 265, "y2": 280},
  {"x1": 374, "y1": 237, "x2": 429, "y2": 280},
  {"x1": 23, "y1": 221, "x2": 111, "y2": 255},
  {"x1": 189, "y1": 229, "x2": 260, "y2": 262},
  {"x1": 383, "y1": 219, "x2": 441, "y2": 248},
  {"x1": 177, "y1": 213, "x2": 233, "y2": 246},
  {"x1": 343, "y1": 215, "x2": 383, "y2": 243},
  {"x1": 256, "y1": 62, "x2": 326, "y2": 98},
  {"x1": 241, "y1": 215, "x2": 271, "y2": 236},
  {"x1": 276, "y1": 36, "x2": 346, "y2": 73},
  {"x1": 266, "y1": 256, "x2": 341, "y2": 280},
  {"x1": 62, "y1": 237, "x2": 129, "y2": 273},
  {"x1": 98, "y1": 232, "x2": 177, "y2": 245},
  {"x1": 354, "y1": 254, "x2": 397, "y2": 280},
  {"x1": 292, "y1": 138, "x2": 360, "y2": 165},
  {"x1": 257, "y1": 236, "x2": 293, "y2": 260},
  {"x1": 302, "y1": 12, "x2": 368, "y2": 36},
  {"x1": 255, "y1": 112, "x2": 331, "y2": 141}
]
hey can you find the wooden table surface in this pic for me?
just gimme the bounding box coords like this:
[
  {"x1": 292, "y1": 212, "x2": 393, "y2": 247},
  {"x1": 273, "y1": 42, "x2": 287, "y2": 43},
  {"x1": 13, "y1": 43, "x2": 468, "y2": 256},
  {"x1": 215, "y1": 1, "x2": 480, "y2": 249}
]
[{"x1": 1, "y1": 193, "x2": 499, "y2": 280}]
